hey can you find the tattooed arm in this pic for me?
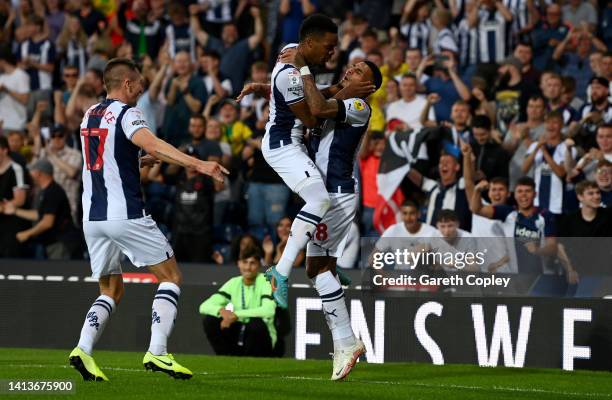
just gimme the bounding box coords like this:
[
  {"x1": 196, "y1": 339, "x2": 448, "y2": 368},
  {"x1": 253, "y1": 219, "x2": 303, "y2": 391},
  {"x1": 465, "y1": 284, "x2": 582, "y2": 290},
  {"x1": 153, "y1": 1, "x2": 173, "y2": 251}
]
[{"x1": 131, "y1": 127, "x2": 228, "y2": 182}]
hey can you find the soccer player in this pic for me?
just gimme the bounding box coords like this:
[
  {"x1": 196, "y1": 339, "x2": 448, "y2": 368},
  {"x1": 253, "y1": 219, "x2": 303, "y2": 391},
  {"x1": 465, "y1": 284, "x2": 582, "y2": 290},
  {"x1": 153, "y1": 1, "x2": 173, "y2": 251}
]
[
  {"x1": 69, "y1": 58, "x2": 227, "y2": 381},
  {"x1": 238, "y1": 48, "x2": 380, "y2": 380},
  {"x1": 284, "y1": 48, "x2": 382, "y2": 379},
  {"x1": 255, "y1": 15, "x2": 342, "y2": 309}
]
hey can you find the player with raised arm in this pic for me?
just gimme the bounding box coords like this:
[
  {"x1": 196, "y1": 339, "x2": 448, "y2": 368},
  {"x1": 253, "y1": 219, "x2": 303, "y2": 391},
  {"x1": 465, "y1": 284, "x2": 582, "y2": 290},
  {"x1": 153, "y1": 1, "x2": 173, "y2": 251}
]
[
  {"x1": 298, "y1": 56, "x2": 382, "y2": 380},
  {"x1": 240, "y1": 51, "x2": 381, "y2": 379},
  {"x1": 253, "y1": 14, "x2": 343, "y2": 309},
  {"x1": 68, "y1": 58, "x2": 228, "y2": 381}
]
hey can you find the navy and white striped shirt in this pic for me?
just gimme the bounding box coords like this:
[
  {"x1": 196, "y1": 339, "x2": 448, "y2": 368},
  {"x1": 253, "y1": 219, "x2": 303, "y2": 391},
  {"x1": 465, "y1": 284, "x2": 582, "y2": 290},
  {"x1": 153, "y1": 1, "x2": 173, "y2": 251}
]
[
  {"x1": 456, "y1": 19, "x2": 479, "y2": 66},
  {"x1": 309, "y1": 98, "x2": 371, "y2": 194},
  {"x1": 421, "y1": 176, "x2": 471, "y2": 231},
  {"x1": 166, "y1": 23, "x2": 196, "y2": 62},
  {"x1": 18, "y1": 38, "x2": 55, "y2": 90},
  {"x1": 63, "y1": 40, "x2": 87, "y2": 77},
  {"x1": 433, "y1": 27, "x2": 459, "y2": 54},
  {"x1": 264, "y1": 44, "x2": 305, "y2": 149},
  {"x1": 400, "y1": 21, "x2": 430, "y2": 55},
  {"x1": 200, "y1": 0, "x2": 232, "y2": 24},
  {"x1": 504, "y1": 0, "x2": 529, "y2": 46},
  {"x1": 80, "y1": 99, "x2": 148, "y2": 221},
  {"x1": 476, "y1": 8, "x2": 509, "y2": 63}
]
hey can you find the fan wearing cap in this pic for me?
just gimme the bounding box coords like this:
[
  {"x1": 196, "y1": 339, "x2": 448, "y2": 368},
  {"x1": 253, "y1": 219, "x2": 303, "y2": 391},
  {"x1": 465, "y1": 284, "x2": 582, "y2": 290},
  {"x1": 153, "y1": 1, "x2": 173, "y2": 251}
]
[
  {"x1": 215, "y1": 98, "x2": 253, "y2": 157},
  {"x1": 0, "y1": 159, "x2": 77, "y2": 259},
  {"x1": 578, "y1": 77, "x2": 612, "y2": 131}
]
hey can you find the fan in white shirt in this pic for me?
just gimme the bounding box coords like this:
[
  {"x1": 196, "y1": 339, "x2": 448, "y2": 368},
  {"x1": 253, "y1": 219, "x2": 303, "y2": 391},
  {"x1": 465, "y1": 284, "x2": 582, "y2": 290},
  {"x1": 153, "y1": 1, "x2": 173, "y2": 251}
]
[{"x1": 377, "y1": 200, "x2": 440, "y2": 264}]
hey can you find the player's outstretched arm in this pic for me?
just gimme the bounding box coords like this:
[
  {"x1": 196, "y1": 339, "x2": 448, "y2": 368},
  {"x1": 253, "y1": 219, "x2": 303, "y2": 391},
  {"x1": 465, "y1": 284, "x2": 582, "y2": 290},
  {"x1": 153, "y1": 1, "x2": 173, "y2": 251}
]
[
  {"x1": 236, "y1": 82, "x2": 271, "y2": 102},
  {"x1": 131, "y1": 128, "x2": 229, "y2": 182}
]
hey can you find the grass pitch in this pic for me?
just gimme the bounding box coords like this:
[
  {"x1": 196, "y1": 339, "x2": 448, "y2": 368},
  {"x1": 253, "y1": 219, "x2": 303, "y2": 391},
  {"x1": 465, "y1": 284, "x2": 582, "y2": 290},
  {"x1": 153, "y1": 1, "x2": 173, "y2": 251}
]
[{"x1": 1, "y1": 348, "x2": 611, "y2": 399}]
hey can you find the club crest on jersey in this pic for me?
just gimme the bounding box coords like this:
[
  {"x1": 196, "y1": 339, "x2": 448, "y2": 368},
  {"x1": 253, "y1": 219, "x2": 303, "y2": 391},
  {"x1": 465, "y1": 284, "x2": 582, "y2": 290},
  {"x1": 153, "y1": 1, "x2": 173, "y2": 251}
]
[
  {"x1": 353, "y1": 99, "x2": 365, "y2": 111},
  {"x1": 287, "y1": 70, "x2": 301, "y2": 87}
]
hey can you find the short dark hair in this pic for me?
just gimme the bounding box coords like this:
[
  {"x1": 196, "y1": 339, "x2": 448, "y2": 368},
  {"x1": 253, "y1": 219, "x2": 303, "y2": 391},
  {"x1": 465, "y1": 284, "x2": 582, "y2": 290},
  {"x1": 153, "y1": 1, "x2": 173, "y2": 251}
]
[
  {"x1": 190, "y1": 114, "x2": 206, "y2": 123},
  {"x1": 0, "y1": 44, "x2": 16, "y2": 65},
  {"x1": 436, "y1": 209, "x2": 458, "y2": 223},
  {"x1": 401, "y1": 199, "x2": 420, "y2": 209},
  {"x1": 370, "y1": 130, "x2": 385, "y2": 140},
  {"x1": 472, "y1": 115, "x2": 492, "y2": 130},
  {"x1": 27, "y1": 15, "x2": 45, "y2": 28},
  {"x1": 360, "y1": 28, "x2": 378, "y2": 40},
  {"x1": 516, "y1": 41, "x2": 532, "y2": 49},
  {"x1": 103, "y1": 58, "x2": 139, "y2": 92},
  {"x1": 364, "y1": 60, "x2": 383, "y2": 90},
  {"x1": 87, "y1": 68, "x2": 104, "y2": 82},
  {"x1": 490, "y1": 177, "x2": 509, "y2": 188},
  {"x1": 299, "y1": 14, "x2": 337, "y2": 42},
  {"x1": 0, "y1": 136, "x2": 8, "y2": 150},
  {"x1": 239, "y1": 244, "x2": 262, "y2": 262},
  {"x1": 516, "y1": 176, "x2": 536, "y2": 189},
  {"x1": 576, "y1": 180, "x2": 598, "y2": 196},
  {"x1": 546, "y1": 110, "x2": 564, "y2": 122},
  {"x1": 598, "y1": 123, "x2": 612, "y2": 132},
  {"x1": 401, "y1": 72, "x2": 417, "y2": 82},
  {"x1": 528, "y1": 94, "x2": 545, "y2": 104},
  {"x1": 562, "y1": 76, "x2": 576, "y2": 92},
  {"x1": 453, "y1": 99, "x2": 470, "y2": 109},
  {"x1": 204, "y1": 50, "x2": 221, "y2": 60},
  {"x1": 367, "y1": 49, "x2": 383, "y2": 59}
]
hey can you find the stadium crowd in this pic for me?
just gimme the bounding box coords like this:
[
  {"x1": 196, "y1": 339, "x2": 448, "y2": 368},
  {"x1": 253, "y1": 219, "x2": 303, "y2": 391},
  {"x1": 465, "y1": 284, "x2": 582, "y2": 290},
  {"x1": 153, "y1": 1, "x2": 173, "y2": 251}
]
[{"x1": 0, "y1": 0, "x2": 610, "y2": 276}]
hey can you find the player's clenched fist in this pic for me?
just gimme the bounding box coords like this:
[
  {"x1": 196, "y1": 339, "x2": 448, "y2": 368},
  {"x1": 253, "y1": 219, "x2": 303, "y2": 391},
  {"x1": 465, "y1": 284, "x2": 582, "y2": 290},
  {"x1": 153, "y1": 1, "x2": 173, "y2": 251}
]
[{"x1": 196, "y1": 160, "x2": 229, "y2": 182}]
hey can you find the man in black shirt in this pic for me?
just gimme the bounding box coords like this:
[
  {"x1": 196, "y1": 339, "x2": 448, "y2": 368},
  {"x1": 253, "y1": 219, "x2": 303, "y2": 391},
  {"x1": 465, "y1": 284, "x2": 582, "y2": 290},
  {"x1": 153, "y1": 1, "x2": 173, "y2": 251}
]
[
  {"x1": 170, "y1": 147, "x2": 215, "y2": 263},
  {"x1": 558, "y1": 180, "x2": 612, "y2": 284},
  {"x1": 0, "y1": 136, "x2": 28, "y2": 257},
  {"x1": 1, "y1": 159, "x2": 77, "y2": 259},
  {"x1": 470, "y1": 115, "x2": 510, "y2": 180},
  {"x1": 184, "y1": 115, "x2": 223, "y2": 161}
]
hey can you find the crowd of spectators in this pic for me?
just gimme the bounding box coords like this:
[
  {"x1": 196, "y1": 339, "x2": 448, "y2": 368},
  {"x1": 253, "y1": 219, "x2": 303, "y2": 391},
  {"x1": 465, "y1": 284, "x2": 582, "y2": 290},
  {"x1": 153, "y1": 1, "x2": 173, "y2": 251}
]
[{"x1": 0, "y1": 0, "x2": 610, "y2": 278}]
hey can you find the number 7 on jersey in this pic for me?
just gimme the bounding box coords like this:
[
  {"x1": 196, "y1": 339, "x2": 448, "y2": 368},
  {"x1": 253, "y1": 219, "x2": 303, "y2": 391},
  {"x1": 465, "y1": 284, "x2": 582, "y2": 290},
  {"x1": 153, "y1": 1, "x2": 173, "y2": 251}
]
[{"x1": 81, "y1": 128, "x2": 109, "y2": 171}]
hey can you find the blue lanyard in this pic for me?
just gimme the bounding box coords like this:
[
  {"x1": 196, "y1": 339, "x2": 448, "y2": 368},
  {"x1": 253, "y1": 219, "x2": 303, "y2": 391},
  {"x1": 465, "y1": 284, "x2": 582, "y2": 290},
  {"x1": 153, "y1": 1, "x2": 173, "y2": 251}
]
[{"x1": 241, "y1": 283, "x2": 246, "y2": 310}]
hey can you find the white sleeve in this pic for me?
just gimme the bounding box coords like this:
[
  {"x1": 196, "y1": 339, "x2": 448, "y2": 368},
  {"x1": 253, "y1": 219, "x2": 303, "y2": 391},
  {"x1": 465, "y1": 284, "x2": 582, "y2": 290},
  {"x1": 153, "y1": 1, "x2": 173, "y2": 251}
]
[
  {"x1": 240, "y1": 93, "x2": 254, "y2": 108},
  {"x1": 427, "y1": 104, "x2": 436, "y2": 121},
  {"x1": 275, "y1": 67, "x2": 304, "y2": 105},
  {"x1": 340, "y1": 98, "x2": 371, "y2": 126},
  {"x1": 221, "y1": 78, "x2": 233, "y2": 95},
  {"x1": 121, "y1": 107, "x2": 150, "y2": 140},
  {"x1": 525, "y1": 141, "x2": 537, "y2": 156}
]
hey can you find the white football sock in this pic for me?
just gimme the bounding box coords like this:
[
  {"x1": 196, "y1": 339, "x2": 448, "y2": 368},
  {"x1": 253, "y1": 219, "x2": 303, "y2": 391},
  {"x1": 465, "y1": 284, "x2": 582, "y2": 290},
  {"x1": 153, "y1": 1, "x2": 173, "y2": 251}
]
[
  {"x1": 276, "y1": 183, "x2": 330, "y2": 277},
  {"x1": 77, "y1": 295, "x2": 115, "y2": 355},
  {"x1": 313, "y1": 271, "x2": 356, "y2": 350},
  {"x1": 148, "y1": 282, "x2": 180, "y2": 356}
]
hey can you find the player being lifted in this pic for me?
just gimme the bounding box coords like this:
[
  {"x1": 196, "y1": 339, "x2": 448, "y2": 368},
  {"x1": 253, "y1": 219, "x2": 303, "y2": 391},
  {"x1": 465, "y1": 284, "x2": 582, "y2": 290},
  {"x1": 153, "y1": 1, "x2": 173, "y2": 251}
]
[
  {"x1": 291, "y1": 53, "x2": 382, "y2": 380},
  {"x1": 253, "y1": 14, "x2": 371, "y2": 308},
  {"x1": 69, "y1": 58, "x2": 228, "y2": 381},
  {"x1": 238, "y1": 22, "x2": 381, "y2": 380}
]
